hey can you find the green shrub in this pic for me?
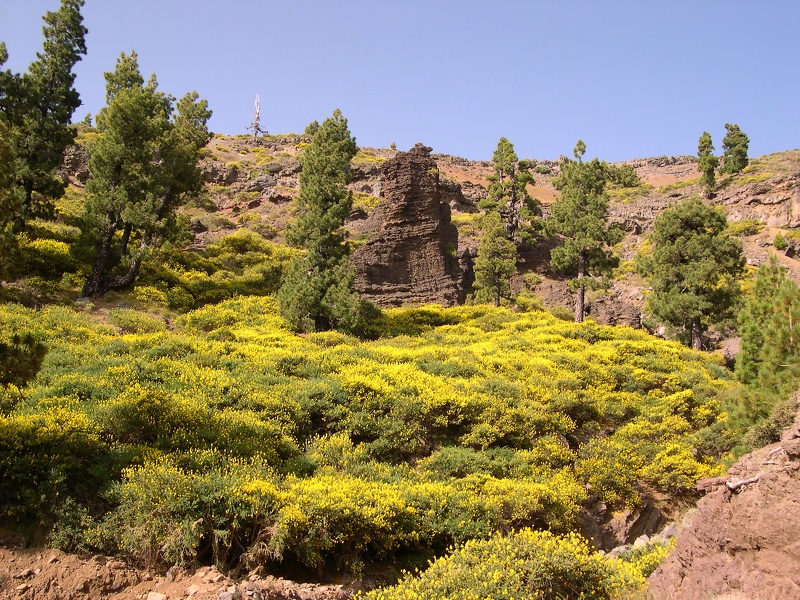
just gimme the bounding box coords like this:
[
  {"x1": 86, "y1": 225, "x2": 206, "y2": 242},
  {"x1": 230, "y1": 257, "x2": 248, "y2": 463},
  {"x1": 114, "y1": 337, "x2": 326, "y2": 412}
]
[
  {"x1": 22, "y1": 238, "x2": 77, "y2": 279},
  {"x1": 513, "y1": 290, "x2": 543, "y2": 313},
  {"x1": 0, "y1": 409, "x2": 109, "y2": 521},
  {"x1": 726, "y1": 219, "x2": 764, "y2": 237},
  {"x1": 548, "y1": 305, "x2": 575, "y2": 321},
  {"x1": 614, "y1": 538, "x2": 675, "y2": 579},
  {"x1": 98, "y1": 458, "x2": 285, "y2": 569},
  {"x1": 740, "y1": 392, "x2": 800, "y2": 451},
  {"x1": 134, "y1": 285, "x2": 169, "y2": 307},
  {"x1": 774, "y1": 233, "x2": 788, "y2": 250},
  {"x1": 363, "y1": 529, "x2": 643, "y2": 600},
  {"x1": 533, "y1": 163, "x2": 552, "y2": 175},
  {"x1": 108, "y1": 309, "x2": 166, "y2": 334},
  {"x1": 0, "y1": 300, "x2": 736, "y2": 575},
  {"x1": 25, "y1": 220, "x2": 82, "y2": 243},
  {"x1": 176, "y1": 304, "x2": 238, "y2": 332}
]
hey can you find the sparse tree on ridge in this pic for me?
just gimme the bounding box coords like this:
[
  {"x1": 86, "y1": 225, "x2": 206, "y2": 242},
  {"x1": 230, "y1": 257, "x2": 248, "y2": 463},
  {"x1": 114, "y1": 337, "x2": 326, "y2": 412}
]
[
  {"x1": 637, "y1": 196, "x2": 744, "y2": 350},
  {"x1": 720, "y1": 123, "x2": 749, "y2": 175},
  {"x1": 473, "y1": 211, "x2": 517, "y2": 306},
  {"x1": 0, "y1": 0, "x2": 87, "y2": 228},
  {"x1": 481, "y1": 137, "x2": 540, "y2": 239},
  {"x1": 697, "y1": 131, "x2": 719, "y2": 195},
  {"x1": 246, "y1": 94, "x2": 267, "y2": 140},
  {"x1": 278, "y1": 109, "x2": 363, "y2": 333},
  {"x1": 81, "y1": 52, "x2": 212, "y2": 297},
  {"x1": 547, "y1": 140, "x2": 623, "y2": 323}
]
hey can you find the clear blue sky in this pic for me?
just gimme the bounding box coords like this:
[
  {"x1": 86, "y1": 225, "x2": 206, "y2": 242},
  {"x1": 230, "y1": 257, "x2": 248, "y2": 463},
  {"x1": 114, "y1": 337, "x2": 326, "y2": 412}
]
[{"x1": 2, "y1": 1, "x2": 799, "y2": 162}]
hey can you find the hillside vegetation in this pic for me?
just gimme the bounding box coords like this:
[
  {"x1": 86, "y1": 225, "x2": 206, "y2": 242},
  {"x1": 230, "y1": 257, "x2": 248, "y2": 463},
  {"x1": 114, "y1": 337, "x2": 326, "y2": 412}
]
[
  {"x1": 4, "y1": 128, "x2": 800, "y2": 597},
  {"x1": 3, "y1": 5, "x2": 800, "y2": 596},
  {"x1": 0, "y1": 296, "x2": 731, "y2": 591}
]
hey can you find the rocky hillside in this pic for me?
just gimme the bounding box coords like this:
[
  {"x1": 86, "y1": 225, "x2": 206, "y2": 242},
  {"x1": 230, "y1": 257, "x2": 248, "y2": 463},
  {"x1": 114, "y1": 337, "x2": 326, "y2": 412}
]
[
  {"x1": 648, "y1": 399, "x2": 800, "y2": 599},
  {"x1": 60, "y1": 131, "x2": 800, "y2": 333}
]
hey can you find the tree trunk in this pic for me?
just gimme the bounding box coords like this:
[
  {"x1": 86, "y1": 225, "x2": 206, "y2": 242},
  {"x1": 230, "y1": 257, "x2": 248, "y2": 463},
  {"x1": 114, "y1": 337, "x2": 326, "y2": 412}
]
[
  {"x1": 13, "y1": 181, "x2": 34, "y2": 232},
  {"x1": 81, "y1": 211, "x2": 119, "y2": 298},
  {"x1": 691, "y1": 317, "x2": 703, "y2": 350},
  {"x1": 575, "y1": 252, "x2": 586, "y2": 323},
  {"x1": 494, "y1": 284, "x2": 501, "y2": 307},
  {"x1": 119, "y1": 222, "x2": 133, "y2": 257},
  {"x1": 106, "y1": 234, "x2": 150, "y2": 292}
]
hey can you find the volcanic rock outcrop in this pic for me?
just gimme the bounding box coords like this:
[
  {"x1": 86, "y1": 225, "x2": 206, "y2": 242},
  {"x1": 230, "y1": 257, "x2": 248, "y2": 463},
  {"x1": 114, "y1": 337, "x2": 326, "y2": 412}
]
[
  {"x1": 351, "y1": 144, "x2": 465, "y2": 307},
  {"x1": 648, "y1": 403, "x2": 800, "y2": 599}
]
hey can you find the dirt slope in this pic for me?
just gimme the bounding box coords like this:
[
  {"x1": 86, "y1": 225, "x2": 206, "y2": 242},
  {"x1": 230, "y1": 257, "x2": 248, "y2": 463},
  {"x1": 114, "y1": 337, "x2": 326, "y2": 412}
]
[{"x1": 0, "y1": 544, "x2": 354, "y2": 600}]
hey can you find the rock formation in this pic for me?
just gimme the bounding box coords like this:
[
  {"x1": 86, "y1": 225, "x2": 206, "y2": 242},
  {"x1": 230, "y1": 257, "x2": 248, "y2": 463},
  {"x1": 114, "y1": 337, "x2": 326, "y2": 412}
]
[
  {"x1": 350, "y1": 144, "x2": 466, "y2": 307},
  {"x1": 648, "y1": 404, "x2": 800, "y2": 599}
]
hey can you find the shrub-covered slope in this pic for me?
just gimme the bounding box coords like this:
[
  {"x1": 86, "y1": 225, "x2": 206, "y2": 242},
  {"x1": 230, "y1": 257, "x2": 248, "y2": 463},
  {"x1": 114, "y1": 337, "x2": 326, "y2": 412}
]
[{"x1": 0, "y1": 297, "x2": 735, "y2": 580}]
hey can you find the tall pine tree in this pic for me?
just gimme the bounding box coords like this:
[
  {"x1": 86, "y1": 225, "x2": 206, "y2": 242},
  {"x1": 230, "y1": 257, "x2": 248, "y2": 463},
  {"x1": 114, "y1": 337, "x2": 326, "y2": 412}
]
[
  {"x1": 278, "y1": 109, "x2": 363, "y2": 333},
  {"x1": 473, "y1": 211, "x2": 517, "y2": 306},
  {"x1": 736, "y1": 256, "x2": 788, "y2": 384},
  {"x1": 547, "y1": 140, "x2": 622, "y2": 322},
  {"x1": 697, "y1": 131, "x2": 718, "y2": 195},
  {"x1": 81, "y1": 52, "x2": 211, "y2": 297},
  {"x1": 481, "y1": 137, "x2": 539, "y2": 239},
  {"x1": 720, "y1": 123, "x2": 749, "y2": 175},
  {"x1": 0, "y1": 0, "x2": 87, "y2": 227},
  {"x1": 637, "y1": 197, "x2": 744, "y2": 350},
  {"x1": 0, "y1": 116, "x2": 22, "y2": 279}
]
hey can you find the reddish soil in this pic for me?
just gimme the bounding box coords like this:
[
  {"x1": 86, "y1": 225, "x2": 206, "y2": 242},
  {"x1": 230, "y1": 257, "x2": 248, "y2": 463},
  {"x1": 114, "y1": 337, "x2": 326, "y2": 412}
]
[{"x1": 0, "y1": 544, "x2": 354, "y2": 600}]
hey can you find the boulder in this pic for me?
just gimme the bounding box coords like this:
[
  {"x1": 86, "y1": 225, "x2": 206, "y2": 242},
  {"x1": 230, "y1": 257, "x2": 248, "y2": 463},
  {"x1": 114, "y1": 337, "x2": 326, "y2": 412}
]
[{"x1": 57, "y1": 143, "x2": 90, "y2": 185}]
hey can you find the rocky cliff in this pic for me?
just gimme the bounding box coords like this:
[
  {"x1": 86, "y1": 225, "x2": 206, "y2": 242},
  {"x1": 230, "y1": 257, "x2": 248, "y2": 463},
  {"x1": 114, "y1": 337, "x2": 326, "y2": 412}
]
[
  {"x1": 648, "y1": 402, "x2": 800, "y2": 600},
  {"x1": 58, "y1": 133, "x2": 800, "y2": 321},
  {"x1": 350, "y1": 144, "x2": 466, "y2": 307}
]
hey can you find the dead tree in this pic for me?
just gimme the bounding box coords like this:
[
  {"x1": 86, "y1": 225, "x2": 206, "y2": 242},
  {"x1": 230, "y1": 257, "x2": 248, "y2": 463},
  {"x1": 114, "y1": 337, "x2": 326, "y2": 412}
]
[{"x1": 246, "y1": 94, "x2": 268, "y2": 140}]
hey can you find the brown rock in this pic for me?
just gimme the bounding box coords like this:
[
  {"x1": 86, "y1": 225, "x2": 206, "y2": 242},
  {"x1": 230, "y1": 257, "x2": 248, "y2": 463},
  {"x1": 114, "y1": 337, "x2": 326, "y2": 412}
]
[
  {"x1": 57, "y1": 143, "x2": 90, "y2": 185},
  {"x1": 579, "y1": 497, "x2": 666, "y2": 551},
  {"x1": 648, "y1": 405, "x2": 800, "y2": 599},
  {"x1": 351, "y1": 143, "x2": 465, "y2": 306}
]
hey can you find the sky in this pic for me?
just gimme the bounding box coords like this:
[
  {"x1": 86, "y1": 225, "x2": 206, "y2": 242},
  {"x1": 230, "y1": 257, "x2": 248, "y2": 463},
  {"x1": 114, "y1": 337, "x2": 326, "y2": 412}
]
[{"x1": 1, "y1": 1, "x2": 799, "y2": 162}]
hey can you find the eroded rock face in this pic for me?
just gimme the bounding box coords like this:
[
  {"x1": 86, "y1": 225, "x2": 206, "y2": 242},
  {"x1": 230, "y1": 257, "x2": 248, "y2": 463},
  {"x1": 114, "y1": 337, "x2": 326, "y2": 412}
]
[
  {"x1": 648, "y1": 405, "x2": 800, "y2": 600},
  {"x1": 720, "y1": 173, "x2": 800, "y2": 227},
  {"x1": 351, "y1": 144, "x2": 465, "y2": 307},
  {"x1": 579, "y1": 497, "x2": 666, "y2": 551},
  {"x1": 57, "y1": 143, "x2": 90, "y2": 185}
]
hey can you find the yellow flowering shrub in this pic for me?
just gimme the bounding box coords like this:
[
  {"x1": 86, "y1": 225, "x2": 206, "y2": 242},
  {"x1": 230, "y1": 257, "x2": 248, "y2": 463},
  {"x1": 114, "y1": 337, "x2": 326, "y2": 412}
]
[
  {"x1": 363, "y1": 529, "x2": 643, "y2": 600},
  {"x1": 0, "y1": 408, "x2": 107, "y2": 519},
  {"x1": 101, "y1": 457, "x2": 286, "y2": 569},
  {"x1": 0, "y1": 297, "x2": 738, "y2": 579}
]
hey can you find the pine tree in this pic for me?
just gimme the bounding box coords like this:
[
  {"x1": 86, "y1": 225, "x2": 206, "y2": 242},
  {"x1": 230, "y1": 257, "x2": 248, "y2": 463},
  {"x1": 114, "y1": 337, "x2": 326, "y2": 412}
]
[
  {"x1": 736, "y1": 256, "x2": 787, "y2": 384},
  {"x1": 278, "y1": 109, "x2": 363, "y2": 333},
  {"x1": 637, "y1": 196, "x2": 744, "y2": 350},
  {"x1": 0, "y1": 333, "x2": 47, "y2": 415},
  {"x1": 754, "y1": 277, "x2": 800, "y2": 395},
  {"x1": 473, "y1": 211, "x2": 517, "y2": 306},
  {"x1": 481, "y1": 137, "x2": 540, "y2": 239},
  {"x1": 0, "y1": 116, "x2": 22, "y2": 279},
  {"x1": 0, "y1": 0, "x2": 87, "y2": 227},
  {"x1": 81, "y1": 52, "x2": 211, "y2": 297},
  {"x1": 720, "y1": 123, "x2": 749, "y2": 175},
  {"x1": 697, "y1": 131, "x2": 719, "y2": 195},
  {"x1": 547, "y1": 140, "x2": 622, "y2": 322}
]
